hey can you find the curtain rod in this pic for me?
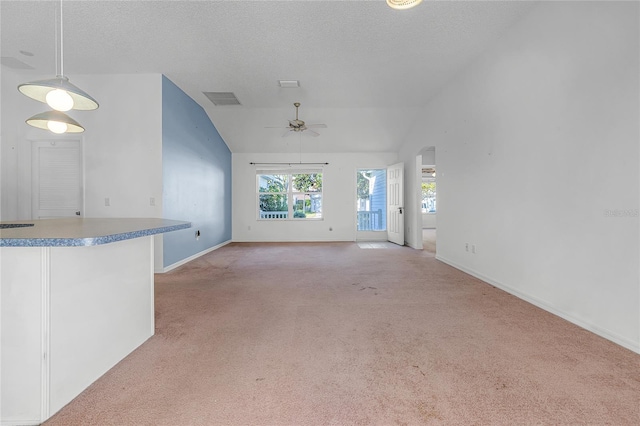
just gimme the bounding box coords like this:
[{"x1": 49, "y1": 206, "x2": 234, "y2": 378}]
[{"x1": 250, "y1": 162, "x2": 329, "y2": 165}]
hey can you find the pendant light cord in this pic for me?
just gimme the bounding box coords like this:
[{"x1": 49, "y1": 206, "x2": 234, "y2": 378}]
[
  {"x1": 54, "y1": 2, "x2": 59, "y2": 76},
  {"x1": 60, "y1": 0, "x2": 64, "y2": 76}
]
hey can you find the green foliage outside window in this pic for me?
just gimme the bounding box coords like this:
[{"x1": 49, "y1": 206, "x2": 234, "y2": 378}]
[
  {"x1": 292, "y1": 173, "x2": 322, "y2": 192},
  {"x1": 357, "y1": 170, "x2": 372, "y2": 201},
  {"x1": 259, "y1": 175, "x2": 288, "y2": 212},
  {"x1": 422, "y1": 182, "x2": 436, "y2": 197}
]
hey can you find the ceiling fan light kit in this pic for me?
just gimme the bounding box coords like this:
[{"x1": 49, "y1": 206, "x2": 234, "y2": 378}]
[{"x1": 18, "y1": 0, "x2": 98, "y2": 134}]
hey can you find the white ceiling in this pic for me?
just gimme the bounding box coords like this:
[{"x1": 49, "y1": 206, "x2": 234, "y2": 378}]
[{"x1": 1, "y1": 0, "x2": 536, "y2": 153}]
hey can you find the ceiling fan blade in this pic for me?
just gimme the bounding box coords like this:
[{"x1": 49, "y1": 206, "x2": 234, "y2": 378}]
[
  {"x1": 306, "y1": 123, "x2": 327, "y2": 129},
  {"x1": 306, "y1": 129, "x2": 320, "y2": 137},
  {"x1": 265, "y1": 126, "x2": 287, "y2": 129}
]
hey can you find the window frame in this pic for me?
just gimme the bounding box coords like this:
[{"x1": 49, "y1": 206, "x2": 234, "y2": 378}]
[
  {"x1": 256, "y1": 168, "x2": 323, "y2": 221},
  {"x1": 356, "y1": 168, "x2": 387, "y2": 232}
]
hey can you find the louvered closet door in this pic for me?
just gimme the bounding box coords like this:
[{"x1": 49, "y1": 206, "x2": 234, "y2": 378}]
[{"x1": 32, "y1": 140, "x2": 83, "y2": 219}]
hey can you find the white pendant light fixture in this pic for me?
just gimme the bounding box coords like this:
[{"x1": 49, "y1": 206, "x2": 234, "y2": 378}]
[
  {"x1": 25, "y1": 110, "x2": 85, "y2": 133},
  {"x1": 18, "y1": 0, "x2": 99, "y2": 112},
  {"x1": 19, "y1": 75, "x2": 98, "y2": 111},
  {"x1": 387, "y1": 0, "x2": 422, "y2": 10}
]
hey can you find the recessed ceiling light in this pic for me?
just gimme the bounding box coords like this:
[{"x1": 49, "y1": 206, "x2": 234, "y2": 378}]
[
  {"x1": 20, "y1": 50, "x2": 34, "y2": 57},
  {"x1": 278, "y1": 80, "x2": 300, "y2": 88}
]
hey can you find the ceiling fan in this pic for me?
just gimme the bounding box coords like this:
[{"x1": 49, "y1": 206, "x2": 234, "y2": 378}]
[{"x1": 266, "y1": 102, "x2": 327, "y2": 137}]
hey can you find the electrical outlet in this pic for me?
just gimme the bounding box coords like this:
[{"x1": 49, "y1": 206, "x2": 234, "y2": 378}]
[
  {"x1": 472, "y1": 244, "x2": 476, "y2": 254},
  {"x1": 465, "y1": 242, "x2": 469, "y2": 252},
  {"x1": 104, "y1": 197, "x2": 110, "y2": 207},
  {"x1": 150, "y1": 197, "x2": 155, "y2": 206},
  {"x1": 247, "y1": 225, "x2": 251, "y2": 231}
]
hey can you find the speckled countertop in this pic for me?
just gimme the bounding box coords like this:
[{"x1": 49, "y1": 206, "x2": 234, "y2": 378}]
[{"x1": 0, "y1": 218, "x2": 191, "y2": 247}]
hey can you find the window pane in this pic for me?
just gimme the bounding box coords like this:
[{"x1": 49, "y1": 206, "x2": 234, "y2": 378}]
[
  {"x1": 356, "y1": 169, "x2": 386, "y2": 231},
  {"x1": 292, "y1": 194, "x2": 322, "y2": 219},
  {"x1": 422, "y1": 181, "x2": 436, "y2": 213},
  {"x1": 258, "y1": 174, "x2": 288, "y2": 193},
  {"x1": 259, "y1": 194, "x2": 288, "y2": 219},
  {"x1": 292, "y1": 173, "x2": 322, "y2": 192}
]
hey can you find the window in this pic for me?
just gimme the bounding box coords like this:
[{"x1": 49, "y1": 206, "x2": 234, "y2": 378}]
[
  {"x1": 257, "y1": 170, "x2": 323, "y2": 220},
  {"x1": 422, "y1": 180, "x2": 436, "y2": 213},
  {"x1": 356, "y1": 169, "x2": 386, "y2": 231}
]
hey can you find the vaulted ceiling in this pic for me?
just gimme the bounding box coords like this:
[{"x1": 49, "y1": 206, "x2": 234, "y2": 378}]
[{"x1": 1, "y1": 0, "x2": 536, "y2": 153}]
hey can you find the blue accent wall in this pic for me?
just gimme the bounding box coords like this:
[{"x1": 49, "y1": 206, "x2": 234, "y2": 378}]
[{"x1": 162, "y1": 76, "x2": 232, "y2": 267}]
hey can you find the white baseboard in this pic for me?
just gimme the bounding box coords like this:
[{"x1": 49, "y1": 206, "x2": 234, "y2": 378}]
[
  {"x1": 157, "y1": 240, "x2": 232, "y2": 273},
  {"x1": 435, "y1": 254, "x2": 640, "y2": 355},
  {"x1": 1, "y1": 418, "x2": 40, "y2": 426},
  {"x1": 406, "y1": 240, "x2": 420, "y2": 249}
]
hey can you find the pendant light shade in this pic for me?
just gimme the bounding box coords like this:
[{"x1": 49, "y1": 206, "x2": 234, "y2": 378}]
[
  {"x1": 26, "y1": 110, "x2": 85, "y2": 133},
  {"x1": 19, "y1": 75, "x2": 99, "y2": 111}
]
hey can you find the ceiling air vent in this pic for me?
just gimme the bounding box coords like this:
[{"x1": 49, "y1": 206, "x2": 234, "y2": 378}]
[
  {"x1": 278, "y1": 80, "x2": 300, "y2": 88},
  {"x1": 203, "y1": 92, "x2": 241, "y2": 106}
]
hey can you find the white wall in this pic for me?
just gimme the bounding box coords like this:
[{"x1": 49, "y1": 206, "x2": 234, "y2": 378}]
[
  {"x1": 1, "y1": 68, "x2": 36, "y2": 221},
  {"x1": 233, "y1": 152, "x2": 398, "y2": 242},
  {"x1": 422, "y1": 214, "x2": 436, "y2": 229},
  {"x1": 80, "y1": 74, "x2": 164, "y2": 267},
  {"x1": 399, "y1": 1, "x2": 639, "y2": 352},
  {"x1": 76, "y1": 74, "x2": 163, "y2": 220}
]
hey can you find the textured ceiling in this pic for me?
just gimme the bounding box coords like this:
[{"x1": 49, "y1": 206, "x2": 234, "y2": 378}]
[{"x1": 1, "y1": 0, "x2": 536, "y2": 153}]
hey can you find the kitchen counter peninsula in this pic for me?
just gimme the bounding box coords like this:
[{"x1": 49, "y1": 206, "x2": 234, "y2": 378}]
[
  {"x1": 0, "y1": 217, "x2": 191, "y2": 425},
  {"x1": 0, "y1": 217, "x2": 190, "y2": 246}
]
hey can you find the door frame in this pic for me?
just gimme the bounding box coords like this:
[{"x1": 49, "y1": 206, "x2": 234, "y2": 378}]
[
  {"x1": 414, "y1": 154, "x2": 424, "y2": 250},
  {"x1": 414, "y1": 147, "x2": 437, "y2": 251},
  {"x1": 355, "y1": 168, "x2": 389, "y2": 242}
]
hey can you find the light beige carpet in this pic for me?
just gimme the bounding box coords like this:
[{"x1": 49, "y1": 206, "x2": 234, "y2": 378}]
[{"x1": 45, "y1": 242, "x2": 639, "y2": 425}]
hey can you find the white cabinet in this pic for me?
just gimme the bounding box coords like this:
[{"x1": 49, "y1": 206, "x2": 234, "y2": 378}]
[{"x1": 1, "y1": 236, "x2": 154, "y2": 425}]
